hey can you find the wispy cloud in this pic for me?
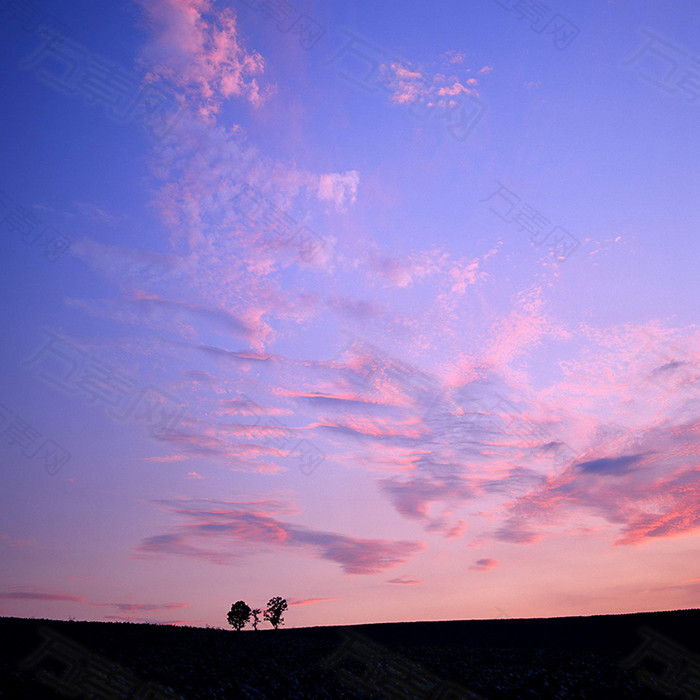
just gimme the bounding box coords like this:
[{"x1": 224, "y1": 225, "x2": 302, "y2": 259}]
[
  {"x1": 288, "y1": 597, "x2": 339, "y2": 607},
  {"x1": 470, "y1": 558, "x2": 499, "y2": 572},
  {"x1": 138, "y1": 498, "x2": 424, "y2": 574},
  {"x1": 641, "y1": 577, "x2": 700, "y2": 594},
  {"x1": 100, "y1": 602, "x2": 189, "y2": 612},
  {"x1": 0, "y1": 589, "x2": 86, "y2": 602},
  {"x1": 386, "y1": 576, "x2": 424, "y2": 585},
  {"x1": 0, "y1": 590, "x2": 189, "y2": 617},
  {"x1": 140, "y1": 455, "x2": 189, "y2": 463},
  {"x1": 74, "y1": 202, "x2": 125, "y2": 226}
]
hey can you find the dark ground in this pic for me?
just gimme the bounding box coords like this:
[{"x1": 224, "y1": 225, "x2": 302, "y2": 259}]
[{"x1": 1, "y1": 609, "x2": 698, "y2": 699}]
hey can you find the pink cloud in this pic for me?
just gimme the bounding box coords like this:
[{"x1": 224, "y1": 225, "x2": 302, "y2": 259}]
[
  {"x1": 88, "y1": 601, "x2": 190, "y2": 613},
  {"x1": 317, "y1": 171, "x2": 360, "y2": 211},
  {"x1": 323, "y1": 336, "x2": 444, "y2": 415},
  {"x1": 442, "y1": 519, "x2": 469, "y2": 539},
  {"x1": 386, "y1": 576, "x2": 424, "y2": 585},
  {"x1": 0, "y1": 589, "x2": 191, "y2": 619},
  {"x1": 282, "y1": 389, "x2": 374, "y2": 405},
  {"x1": 470, "y1": 558, "x2": 499, "y2": 572},
  {"x1": 217, "y1": 398, "x2": 292, "y2": 417},
  {"x1": 641, "y1": 577, "x2": 700, "y2": 595},
  {"x1": 384, "y1": 62, "x2": 427, "y2": 105},
  {"x1": 493, "y1": 422, "x2": 700, "y2": 546},
  {"x1": 135, "y1": 0, "x2": 271, "y2": 117},
  {"x1": 442, "y1": 50, "x2": 466, "y2": 64},
  {"x1": 380, "y1": 56, "x2": 483, "y2": 111},
  {"x1": 482, "y1": 285, "x2": 559, "y2": 371},
  {"x1": 151, "y1": 417, "x2": 290, "y2": 473},
  {"x1": 361, "y1": 248, "x2": 490, "y2": 327},
  {"x1": 288, "y1": 597, "x2": 339, "y2": 607},
  {"x1": 379, "y1": 475, "x2": 474, "y2": 537},
  {"x1": 313, "y1": 415, "x2": 426, "y2": 441},
  {"x1": 111, "y1": 602, "x2": 189, "y2": 612},
  {"x1": 141, "y1": 455, "x2": 189, "y2": 463},
  {"x1": 138, "y1": 498, "x2": 424, "y2": 574},
  {"x1": 63, "y1": 2, "x2": 700, "y2": 607},
  {"x1": 366, "y1": 250, "x2": 443, "y2": 288},
  {"x1": 300, "y1": 316, "x2": 700, "y2": 556},
  {"x1": 0, "y1": 535, "x2": 34, "y2": 547},
  {"x1": 0, "y1": 589, "x2": 86, "y2": 602},
  {"x1": 113, "y1": 120, "x2": 339, "y2": 353}
]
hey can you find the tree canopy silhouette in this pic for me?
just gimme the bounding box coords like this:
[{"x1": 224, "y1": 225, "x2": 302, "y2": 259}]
[
  {"x1": 264, "y1": 597, "x2": 288, "y2": 630},
  {"x1": 227, "y1": 600, "x2": 251, "y2": 631},
  {"x1": 250, "y1": 608, "x2": 262, "y2": 631}
]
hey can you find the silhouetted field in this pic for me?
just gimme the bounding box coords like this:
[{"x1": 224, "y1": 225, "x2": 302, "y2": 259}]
[{"x1": 1, "y1": 609, "x2": 698, "y2": 698}]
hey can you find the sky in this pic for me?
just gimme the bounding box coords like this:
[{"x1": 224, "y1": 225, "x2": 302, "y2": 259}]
[{"x1": 0, "y1": 0, "x2": 698, "y2": 630}]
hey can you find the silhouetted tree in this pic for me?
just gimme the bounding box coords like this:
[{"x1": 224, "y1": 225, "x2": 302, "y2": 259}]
[
  {"x1": 227, "y1": 600, "x2": 251, "y2": 631},
  {"x1": 250, "y1": 608, "x2": 262, "y2": 631},
  {"x1": 264, "y1": 596, "x2": 288, "y2": 630}
]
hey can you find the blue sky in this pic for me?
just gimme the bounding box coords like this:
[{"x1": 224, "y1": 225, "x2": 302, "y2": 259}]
[{"x1": 0, "y1": 0, "x2": 698, "y2": 628}]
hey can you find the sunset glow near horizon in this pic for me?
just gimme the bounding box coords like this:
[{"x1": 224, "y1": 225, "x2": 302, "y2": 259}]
[{"x1": 1, "y1": 0, "x2": 699, "y2": 630}]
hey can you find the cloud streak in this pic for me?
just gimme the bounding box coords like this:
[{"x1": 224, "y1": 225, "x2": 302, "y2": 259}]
[
  {"x1": 138, "y1": 498, "x2": 424, "y2": 574},
  {"x1": 470, "y1": 558, "x2": 498, "y2": 572}
]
